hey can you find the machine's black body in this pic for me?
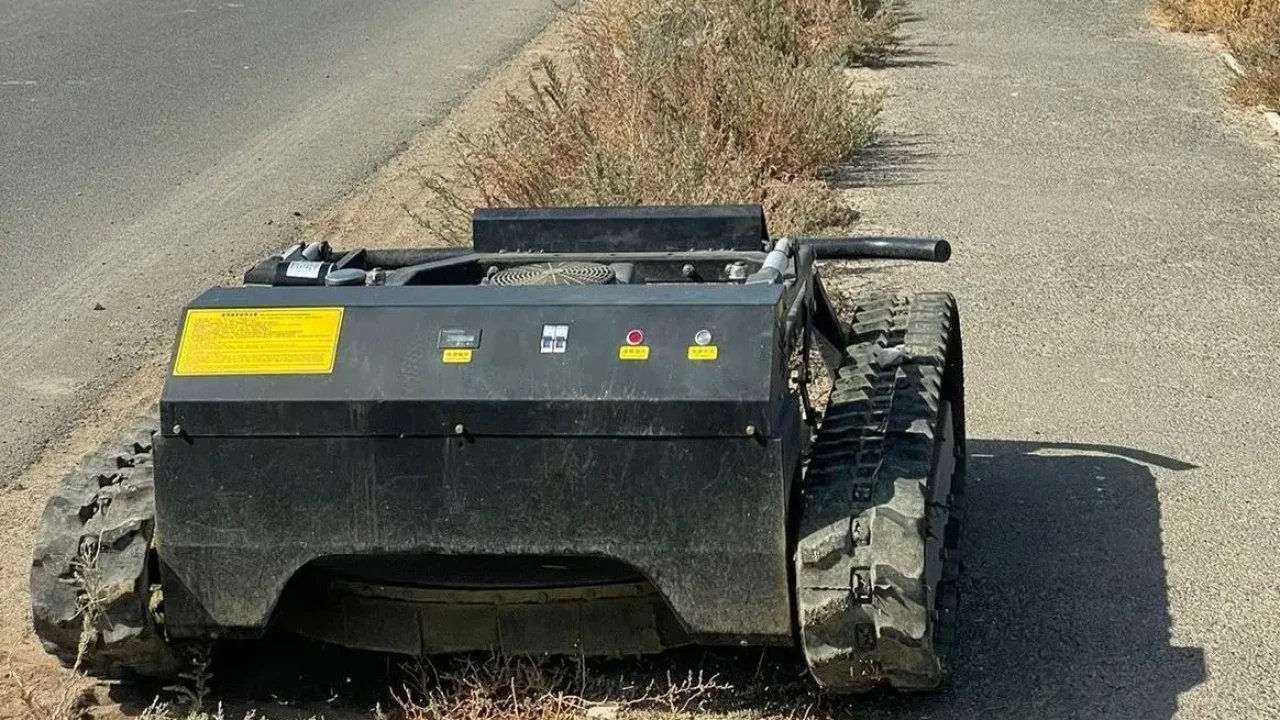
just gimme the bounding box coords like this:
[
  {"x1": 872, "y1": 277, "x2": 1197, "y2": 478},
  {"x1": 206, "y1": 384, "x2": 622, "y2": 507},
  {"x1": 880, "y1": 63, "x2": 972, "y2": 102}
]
[
  {"x1": 153, "y1": 205, "x2": 948, "y2": 651},
  {"x1": 155, "y1": 284, "x2": 803, "y2": 646},
  {"x1": 32, "y1": 205, "x2": 963, "y2": 691}
]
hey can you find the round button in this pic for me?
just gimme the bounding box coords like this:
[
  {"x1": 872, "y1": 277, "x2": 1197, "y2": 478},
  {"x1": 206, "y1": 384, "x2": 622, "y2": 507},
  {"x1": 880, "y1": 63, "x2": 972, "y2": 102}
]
[
  {"x1": 694, "y1": 329, "x2": 713, "y2": 346},
  {"x1": 626, "y1": 329, "x2": 645, "y2": 346}
]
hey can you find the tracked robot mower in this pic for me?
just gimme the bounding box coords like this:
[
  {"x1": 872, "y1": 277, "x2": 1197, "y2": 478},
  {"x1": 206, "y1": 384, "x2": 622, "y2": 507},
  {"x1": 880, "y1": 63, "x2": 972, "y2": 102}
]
[{"x1": 31, "y1": 205, "x2": 965, "y2": 694}]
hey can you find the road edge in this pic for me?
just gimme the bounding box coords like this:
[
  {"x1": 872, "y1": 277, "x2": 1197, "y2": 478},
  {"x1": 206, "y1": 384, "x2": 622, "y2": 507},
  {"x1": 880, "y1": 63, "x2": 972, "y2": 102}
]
[{"x1": 1218, "y1": 47, "x2": 1280, "y2": 139}]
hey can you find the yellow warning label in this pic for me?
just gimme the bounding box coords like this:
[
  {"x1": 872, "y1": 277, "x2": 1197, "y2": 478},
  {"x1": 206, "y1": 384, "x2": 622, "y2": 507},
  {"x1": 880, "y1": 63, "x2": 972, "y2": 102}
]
[
  {"x1": 687, "y1": 345, "x2": 719, "y2": 361},
  {"x1": 618, "y1": 346, "x2": 650, "y2": 361},
  {"x1": 173, "y1": 308, "x2": 343, "y2": 377},
  {"x1": 442, "y1": 349, "x2": 473, "y2": 364}
]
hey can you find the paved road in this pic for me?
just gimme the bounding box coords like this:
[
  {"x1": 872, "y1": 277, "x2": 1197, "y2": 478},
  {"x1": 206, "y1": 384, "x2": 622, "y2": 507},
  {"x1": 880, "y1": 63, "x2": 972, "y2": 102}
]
[
  {"x1": 842, "y1": 0, "x2": 1280, "y2": 717},
  {"x1": 0, "y1": 0, "x2": 560, "y2": 480}
]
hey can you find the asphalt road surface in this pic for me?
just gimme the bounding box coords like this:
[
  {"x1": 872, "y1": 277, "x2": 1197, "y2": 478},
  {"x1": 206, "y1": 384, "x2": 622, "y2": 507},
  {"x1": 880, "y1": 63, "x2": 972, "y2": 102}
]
[
  {"x1": 840, "y1": 0, "x2": 1280, "y2": 716},
  {"x1": 0, "y1": 0, "x2": 560, "y2": 481}
]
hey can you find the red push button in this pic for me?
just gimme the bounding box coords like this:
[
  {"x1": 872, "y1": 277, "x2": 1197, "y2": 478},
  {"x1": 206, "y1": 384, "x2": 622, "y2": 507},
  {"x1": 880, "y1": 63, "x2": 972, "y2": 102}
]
[{"x1": 626, "y1": 329, "x2": 645, "y2": 346}]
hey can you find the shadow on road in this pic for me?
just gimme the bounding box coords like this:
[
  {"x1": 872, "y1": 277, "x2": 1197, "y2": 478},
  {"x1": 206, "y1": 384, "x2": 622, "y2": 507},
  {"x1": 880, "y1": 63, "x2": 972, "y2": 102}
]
[
  {"x1": 846, "y1": 439, "x2": 1206, "y2": 720},
  {"x1": 110, "y1": 440, "x2": 1204, "y2": 720},
  {"x1": 827, "y1": 134, "x2": 942, "y2": 190}
]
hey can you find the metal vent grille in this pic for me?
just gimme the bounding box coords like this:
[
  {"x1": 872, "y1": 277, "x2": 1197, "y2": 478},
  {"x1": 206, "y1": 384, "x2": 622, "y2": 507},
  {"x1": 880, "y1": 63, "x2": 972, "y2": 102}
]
[{"x1": 489, "y1": 262, "x2": 616, "y2": 287}]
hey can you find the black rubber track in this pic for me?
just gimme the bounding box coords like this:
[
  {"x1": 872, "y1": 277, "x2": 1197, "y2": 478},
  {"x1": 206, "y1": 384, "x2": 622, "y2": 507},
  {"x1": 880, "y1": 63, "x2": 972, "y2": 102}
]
[
  {"x1": 794, "y1": 292, "x2": 965, "y2": 693},
  {"x1": 29, "y1": 413, "x2": 182, "y2": 679}
]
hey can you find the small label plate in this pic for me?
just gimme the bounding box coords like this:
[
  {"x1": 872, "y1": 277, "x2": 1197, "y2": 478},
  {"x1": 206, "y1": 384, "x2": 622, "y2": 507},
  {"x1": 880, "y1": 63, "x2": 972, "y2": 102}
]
[
  {"x1": 441, "y1": 349, "x2": 473, "y2": 364},
  {"x1": 618, "y1": 346, "x2": 650, "y2": 361},
  {"x1": 687, "y1": 345, "x2": 719, "y2": 361},
  {"x1": 285, "y1": 261, "x2": 324, "y2": 279},
  {"x1": 439, "y1": 328, "x2": 482, "y2": 349}
]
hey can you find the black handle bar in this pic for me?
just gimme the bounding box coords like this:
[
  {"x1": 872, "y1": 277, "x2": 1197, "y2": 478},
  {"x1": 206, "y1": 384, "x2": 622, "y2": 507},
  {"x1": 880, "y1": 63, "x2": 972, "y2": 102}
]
[{"x1": 799, "y1": 236, "x2": 951, "y2": 263}]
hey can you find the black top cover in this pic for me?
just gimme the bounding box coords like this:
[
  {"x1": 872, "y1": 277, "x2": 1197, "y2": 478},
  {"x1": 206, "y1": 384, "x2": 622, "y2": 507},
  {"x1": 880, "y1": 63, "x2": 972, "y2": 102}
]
[{"x1": 471, "y1": 205, "x2": 769, "y2": 254}]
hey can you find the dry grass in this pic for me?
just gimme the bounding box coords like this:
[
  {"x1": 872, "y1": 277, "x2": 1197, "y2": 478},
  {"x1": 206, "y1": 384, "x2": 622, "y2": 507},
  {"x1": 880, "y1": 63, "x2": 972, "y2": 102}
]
[
  {"x1": 1156, "y1": 0, "x2": 1280, "y2": 107},
  {"x1": 99, "y1": 652, "x2": 814, "y2": 720},
  {"x1": 421, "y1": 0, "x2": 899, "y2": 242},
  {"x1": 375, "y1": 651, "x2": 835, "y2": 720},
  {"x1": 382, "y1": 656, "x2": 736, "y2": 720}
]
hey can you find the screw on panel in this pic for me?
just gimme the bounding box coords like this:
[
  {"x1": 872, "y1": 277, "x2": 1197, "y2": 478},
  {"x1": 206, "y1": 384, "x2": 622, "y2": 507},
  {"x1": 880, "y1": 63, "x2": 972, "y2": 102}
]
[
  {"x1": 171, "y1": 424, "x2": 182, "y2": 435},
  {"x1": 745, "y1": 424, "x2": 757, "y2": 437},
  {"x1": 454, "y1": 424, "x2": 466, "y2": 436}
]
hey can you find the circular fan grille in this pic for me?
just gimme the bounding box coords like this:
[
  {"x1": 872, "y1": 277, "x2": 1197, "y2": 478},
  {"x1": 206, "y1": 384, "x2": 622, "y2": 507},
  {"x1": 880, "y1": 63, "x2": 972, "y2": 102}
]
[{"x1": 490, "y1": 261, "x2": 616, "y2": 287}]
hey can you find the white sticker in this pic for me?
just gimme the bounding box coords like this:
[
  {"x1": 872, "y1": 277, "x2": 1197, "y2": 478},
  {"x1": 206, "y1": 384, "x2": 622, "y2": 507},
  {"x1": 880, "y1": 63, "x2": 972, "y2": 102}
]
[
  {"x1": 285, "y1": 261, "x2": 323, "y2": 279},
  {"x1": 541, "y1": 324, "x2": 569, "y2": 354}
]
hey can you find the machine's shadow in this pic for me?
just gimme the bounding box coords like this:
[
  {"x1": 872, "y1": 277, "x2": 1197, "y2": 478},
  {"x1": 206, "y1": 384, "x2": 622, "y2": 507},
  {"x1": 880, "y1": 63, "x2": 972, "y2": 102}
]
[
  {"x1": 849, "y1": 439, "x2": 1207, "y2": 720},
  {"x1": 110, "y1": 439, "x2": 1204, "y2": 720}
]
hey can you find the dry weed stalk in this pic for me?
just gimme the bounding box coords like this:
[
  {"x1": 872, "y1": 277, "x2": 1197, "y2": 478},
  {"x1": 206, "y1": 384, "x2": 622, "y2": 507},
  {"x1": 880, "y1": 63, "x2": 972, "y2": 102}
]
[
  {"x1": 139, "y1": 697, "x2": 228, "y2": 720},
  {"x1": 70, "y1": 537, "x2": 105, "y2": 673},
  {"x1": 163, "y1": 644, "x2": 214, "y2": 714}
]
